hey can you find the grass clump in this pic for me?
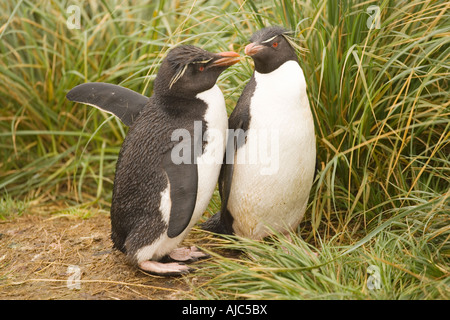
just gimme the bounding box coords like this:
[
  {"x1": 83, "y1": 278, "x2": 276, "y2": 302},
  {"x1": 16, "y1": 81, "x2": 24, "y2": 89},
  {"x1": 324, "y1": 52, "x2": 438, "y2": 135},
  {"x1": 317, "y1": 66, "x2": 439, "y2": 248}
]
[
  {"x1": 0, "y1": 195, "x2": 29, "y2": 219},
  {"x1": 192, "y1": 197, "x2": 449, "y2": 299}
]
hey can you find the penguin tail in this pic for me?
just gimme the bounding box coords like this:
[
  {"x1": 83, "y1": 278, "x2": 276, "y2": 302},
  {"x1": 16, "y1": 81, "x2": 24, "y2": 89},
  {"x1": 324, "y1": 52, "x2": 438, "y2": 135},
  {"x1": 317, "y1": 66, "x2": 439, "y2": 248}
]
[{"x1": 201, "y1": 211, "x2": 232, "y2": 235}]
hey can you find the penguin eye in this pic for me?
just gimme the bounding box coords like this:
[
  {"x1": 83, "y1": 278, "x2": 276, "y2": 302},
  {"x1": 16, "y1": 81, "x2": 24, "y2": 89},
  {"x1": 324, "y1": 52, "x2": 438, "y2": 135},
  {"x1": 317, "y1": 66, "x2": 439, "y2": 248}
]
[
  {"x1": 198, "y1": 65, "x2": 205, "y2": 72},
  {"x1": 272, "y1": 42, "x2": 279, "y2": 48}
]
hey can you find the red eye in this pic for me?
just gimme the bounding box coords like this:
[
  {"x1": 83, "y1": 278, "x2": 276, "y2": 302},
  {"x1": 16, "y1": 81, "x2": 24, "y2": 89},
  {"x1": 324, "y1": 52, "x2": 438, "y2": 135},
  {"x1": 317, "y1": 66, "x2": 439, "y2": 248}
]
[
  {"x1": 272, "y1": 42, "x2": 278, "y2": 48},
  {"x1": 199, "y1": 66, "x2": 205, "y2": 72}
]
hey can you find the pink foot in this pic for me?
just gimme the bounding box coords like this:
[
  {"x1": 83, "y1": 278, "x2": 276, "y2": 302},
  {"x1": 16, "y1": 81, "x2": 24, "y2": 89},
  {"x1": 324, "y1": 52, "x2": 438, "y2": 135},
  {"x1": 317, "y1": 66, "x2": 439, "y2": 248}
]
[
  {"x1": 169, "y1": 246, "x2": 209, "y2": 262},
  {"x1": 138, "y1": 260, "x2": 192, "y2": 276}
]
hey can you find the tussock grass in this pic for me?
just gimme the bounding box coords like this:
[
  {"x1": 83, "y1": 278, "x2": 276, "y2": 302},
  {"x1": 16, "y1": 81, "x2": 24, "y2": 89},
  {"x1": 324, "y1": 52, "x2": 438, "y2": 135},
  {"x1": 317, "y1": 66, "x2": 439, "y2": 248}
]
[
  {"x1": 190, "y1": 0, "x2": 449, "y2": 299},
  {"x1": 0, "y1": 0, "x2": 448, "y2": 299},
  {"x1": 191, "y1": 195, "x2": 449, "y2": 299},
  {"x1": 0, "y1": 0, "x2": 247, "y2": 204}
]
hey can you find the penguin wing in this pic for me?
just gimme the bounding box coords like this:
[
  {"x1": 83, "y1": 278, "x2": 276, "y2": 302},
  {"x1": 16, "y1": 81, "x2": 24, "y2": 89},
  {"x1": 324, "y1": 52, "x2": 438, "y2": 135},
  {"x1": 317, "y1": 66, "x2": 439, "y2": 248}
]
[
  {"x1": 215, "y1": 118, "x2": 245, "y2": 234},
  {"x1": 66, "y1": 82, "x2": 149, "y2": 126},
  {"x1": 201, "y1": 76, "x2": 256, "y2": 234},
  {"x1": 163, "y1": 138, "x2": 198, "y2": 238},
  {"x1": 215, "y1": 76, "x2": 255, "y2": 232}
]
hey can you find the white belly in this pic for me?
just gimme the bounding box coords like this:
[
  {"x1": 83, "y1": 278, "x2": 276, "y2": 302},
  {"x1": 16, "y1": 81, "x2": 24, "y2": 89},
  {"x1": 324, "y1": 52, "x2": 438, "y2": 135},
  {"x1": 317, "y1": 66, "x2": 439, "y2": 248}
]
[
  {"x1": 136, "y1": 85, "x2": 227, "y2": 262},
  {"x1": 228, "y1": 61, "x2": 316, "y2": 239}
]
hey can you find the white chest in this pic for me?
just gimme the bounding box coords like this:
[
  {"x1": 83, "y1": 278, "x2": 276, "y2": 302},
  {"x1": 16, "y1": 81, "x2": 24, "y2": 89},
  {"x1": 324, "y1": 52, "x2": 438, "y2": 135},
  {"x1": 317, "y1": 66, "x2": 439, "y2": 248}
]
[
  {"x1": 251, "y1": 60, "x2": 309, "y2": 129},
  {"x1": 191, "y1": 85, "x2": 227, "y2": 223},
  {"x1": 229, "y1": 61, "x2": 316, "y2": 239}
]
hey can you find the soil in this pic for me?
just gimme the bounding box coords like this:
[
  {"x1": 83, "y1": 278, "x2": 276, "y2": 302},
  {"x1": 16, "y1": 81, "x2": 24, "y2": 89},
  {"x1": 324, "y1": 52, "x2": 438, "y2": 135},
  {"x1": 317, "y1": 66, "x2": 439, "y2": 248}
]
[{"x1": 0, "y1": 212, "x2": 213, "y2": 300}]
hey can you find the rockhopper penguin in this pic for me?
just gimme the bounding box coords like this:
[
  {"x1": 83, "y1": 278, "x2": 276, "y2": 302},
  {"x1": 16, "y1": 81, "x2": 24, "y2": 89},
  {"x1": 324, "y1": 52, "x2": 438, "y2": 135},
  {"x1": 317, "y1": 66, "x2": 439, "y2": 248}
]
[
  {"x1": 202, "y1": 26, "x2": 316, "y2": 239},
  {"x1": 67, "y1": 45, "x2": 240, "y2": 275}
]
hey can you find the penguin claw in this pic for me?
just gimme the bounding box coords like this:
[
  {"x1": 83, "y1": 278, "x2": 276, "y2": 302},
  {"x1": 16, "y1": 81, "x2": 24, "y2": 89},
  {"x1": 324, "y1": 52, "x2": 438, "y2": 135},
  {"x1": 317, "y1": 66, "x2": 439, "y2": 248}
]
[
  {"x1": 138, "y1": 260, "x2": 193, "y2": 276},
  {"x1": 168, "y1": 246, "x2": 210, "y2": 262}
]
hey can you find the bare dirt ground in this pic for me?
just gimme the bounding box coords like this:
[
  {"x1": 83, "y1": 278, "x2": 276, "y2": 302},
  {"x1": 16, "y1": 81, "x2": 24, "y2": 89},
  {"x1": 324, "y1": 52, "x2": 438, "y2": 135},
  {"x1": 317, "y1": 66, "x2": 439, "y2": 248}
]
[{"x1": 0, "y1": 213, "x2": 211, "y2": 300}]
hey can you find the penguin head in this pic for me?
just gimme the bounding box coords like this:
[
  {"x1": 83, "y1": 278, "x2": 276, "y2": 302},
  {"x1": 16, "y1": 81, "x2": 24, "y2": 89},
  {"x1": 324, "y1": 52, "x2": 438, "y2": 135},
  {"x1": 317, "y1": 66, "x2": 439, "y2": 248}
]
[
  {"x1": 245, "y1": 26, "x2": 298, "y2": 74},
  {"x1": 154, "y1": 45, "x2": 240, "y2": 98}
]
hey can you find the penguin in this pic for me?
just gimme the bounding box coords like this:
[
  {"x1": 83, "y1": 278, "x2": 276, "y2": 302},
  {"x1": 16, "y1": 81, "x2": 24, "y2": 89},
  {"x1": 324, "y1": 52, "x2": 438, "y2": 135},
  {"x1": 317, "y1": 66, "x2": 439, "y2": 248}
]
[
  {"x1": 202, "y1": 26, "x2": 316, "y2": 240},
  {"x1": 66, "y1": 45, "x2": 240, "y2": 275}
]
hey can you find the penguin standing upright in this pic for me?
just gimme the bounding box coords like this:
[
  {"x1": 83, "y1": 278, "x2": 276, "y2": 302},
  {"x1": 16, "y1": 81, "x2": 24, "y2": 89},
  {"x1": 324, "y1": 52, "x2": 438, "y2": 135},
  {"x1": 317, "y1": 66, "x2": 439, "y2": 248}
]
[
  {"x1": 67, "y1": 45, "x2": 240, "y2": 275},
  {"x1": 203, "y1": 26, "x2": 316, "y2": 239}
]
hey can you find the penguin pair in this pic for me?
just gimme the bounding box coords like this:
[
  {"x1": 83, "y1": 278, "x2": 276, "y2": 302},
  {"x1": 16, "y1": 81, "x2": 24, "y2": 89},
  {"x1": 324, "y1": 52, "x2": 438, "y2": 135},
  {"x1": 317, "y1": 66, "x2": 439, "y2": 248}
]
[{"x1": 67, "y1": 26, "x2": 316, "y2": 276}]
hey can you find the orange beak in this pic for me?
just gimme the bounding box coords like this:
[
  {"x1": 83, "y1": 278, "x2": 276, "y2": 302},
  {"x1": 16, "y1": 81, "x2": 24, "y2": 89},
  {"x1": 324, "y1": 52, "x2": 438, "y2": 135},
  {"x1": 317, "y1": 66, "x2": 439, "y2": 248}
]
[
  {"x1": 244, "y1": 42, "x2": 264, "y2": 56},
  {"x1": 211, "y1": 51, "x2": 241, "y2": 67}
]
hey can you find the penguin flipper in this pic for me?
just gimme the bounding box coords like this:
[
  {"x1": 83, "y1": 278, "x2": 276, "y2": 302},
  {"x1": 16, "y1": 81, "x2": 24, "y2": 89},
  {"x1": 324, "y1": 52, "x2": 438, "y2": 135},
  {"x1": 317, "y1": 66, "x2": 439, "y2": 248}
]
[
  {"x1": 163, "y1": 139, "x2": 198, "y2": 239},
  {"x1": 201, "y1": 118, "x2": 246, "y2": 235},
  {"x1": 219, "y1": 74, "x2": 253, "y2": 213},
  {"x1": 66, "y1": 82, "x2": 149, "y2": 126}
]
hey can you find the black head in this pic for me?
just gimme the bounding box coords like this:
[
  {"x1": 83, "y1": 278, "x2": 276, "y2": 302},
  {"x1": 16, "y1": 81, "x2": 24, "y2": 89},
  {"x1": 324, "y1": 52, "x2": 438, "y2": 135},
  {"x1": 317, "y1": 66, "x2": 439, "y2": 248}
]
[
  {"x1": 154, "y1": 45, "x2": 240, "y2": 98},
  {"x1": 245, "y1": 26, "x2": 298, "y2": 74}
]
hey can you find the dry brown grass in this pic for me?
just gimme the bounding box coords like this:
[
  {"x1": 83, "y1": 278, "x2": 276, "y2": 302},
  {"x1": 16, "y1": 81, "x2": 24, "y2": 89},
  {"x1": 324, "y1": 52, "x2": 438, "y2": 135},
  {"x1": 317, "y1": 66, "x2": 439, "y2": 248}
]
[{"x1": 0, "y1": 212, "x2": 213, "y2": 300}]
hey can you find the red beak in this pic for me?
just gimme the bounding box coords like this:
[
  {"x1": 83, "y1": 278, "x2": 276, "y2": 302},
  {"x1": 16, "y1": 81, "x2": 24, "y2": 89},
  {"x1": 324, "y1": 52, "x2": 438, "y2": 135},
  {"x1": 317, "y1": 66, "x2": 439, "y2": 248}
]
[
  {"x1": 211, "y1": 51, "x2": 241, "y2": 67},
  {"x1": 245, "y1": 43, "x2": 264, "y2": 56}
]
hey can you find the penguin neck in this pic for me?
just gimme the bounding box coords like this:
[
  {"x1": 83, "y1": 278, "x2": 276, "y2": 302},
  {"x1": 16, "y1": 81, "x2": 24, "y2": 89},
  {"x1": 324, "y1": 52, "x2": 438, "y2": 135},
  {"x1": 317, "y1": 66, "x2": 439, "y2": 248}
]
[{"x1": 254, "y1": 53, "x2": 298, "y2": 74}]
